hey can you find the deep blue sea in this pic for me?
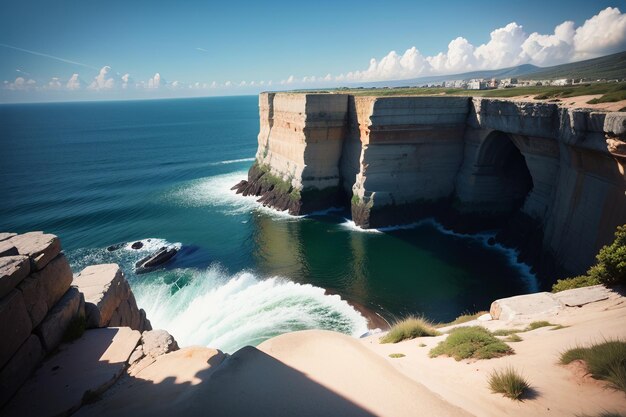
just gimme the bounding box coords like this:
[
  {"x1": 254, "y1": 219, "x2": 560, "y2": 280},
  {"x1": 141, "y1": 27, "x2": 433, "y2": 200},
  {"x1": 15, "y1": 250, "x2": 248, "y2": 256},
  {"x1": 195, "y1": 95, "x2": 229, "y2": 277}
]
[{"x1": 0, "y1": 96, "x2": 537, "y2": 352}]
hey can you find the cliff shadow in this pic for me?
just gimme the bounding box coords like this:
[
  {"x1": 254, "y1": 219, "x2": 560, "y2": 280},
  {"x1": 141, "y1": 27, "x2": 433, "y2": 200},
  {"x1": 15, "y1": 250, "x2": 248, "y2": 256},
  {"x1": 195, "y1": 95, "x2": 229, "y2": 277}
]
[{"x1": 74, "y1": 346, "x2": 378, "y2": 417}]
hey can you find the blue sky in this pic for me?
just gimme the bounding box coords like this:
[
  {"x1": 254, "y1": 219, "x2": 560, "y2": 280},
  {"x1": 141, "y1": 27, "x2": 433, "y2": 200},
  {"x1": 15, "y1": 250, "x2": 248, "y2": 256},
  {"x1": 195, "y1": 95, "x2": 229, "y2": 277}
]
[{"x1": 1, "y1": 0, "x2": 625, "y2": 102}]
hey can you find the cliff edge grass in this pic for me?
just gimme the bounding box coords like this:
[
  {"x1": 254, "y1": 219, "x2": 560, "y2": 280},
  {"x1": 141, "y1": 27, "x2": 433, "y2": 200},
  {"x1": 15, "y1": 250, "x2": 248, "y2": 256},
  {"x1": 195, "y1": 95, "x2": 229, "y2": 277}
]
[{"x1": 300, "y1": 81, "x2": 626, "y2": 104}]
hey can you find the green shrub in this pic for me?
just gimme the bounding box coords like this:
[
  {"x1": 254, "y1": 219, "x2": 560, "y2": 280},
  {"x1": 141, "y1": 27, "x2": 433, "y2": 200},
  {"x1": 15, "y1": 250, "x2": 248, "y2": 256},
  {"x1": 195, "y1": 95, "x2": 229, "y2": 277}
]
[
  {"x1": 493, "y1": 328, "x2": 524, "y2": 336},
  {"x1": 552, "y1": 275, "x2": 600, "y2": 292},
  {"x1": 526, "y1": 321, "x2": 555, "y2": 331},
  {"x1": 552, "y1": 224, "x2": 626, "y2": 291},
  {"x1": 389, "y1": 353, "x2": 405, "y2": 358},
  {"x1": 589, "y1": 225, "x2": 626, "y2": 285},
  {"x1": 505, "y1": 334, "x2": 523, "y2": 342},
  {"x1": 560, "y1": 339, "x2": 626, "y2": 393},
  {"x1": 380, "y1": 316, "x2": 440, "y2": 344},
  {"x1": 488, "y1": 367, "x2": 531, "y2": 400},
  {"x1": 429, "y1": 326, "x2": 513, "y2": 360}
]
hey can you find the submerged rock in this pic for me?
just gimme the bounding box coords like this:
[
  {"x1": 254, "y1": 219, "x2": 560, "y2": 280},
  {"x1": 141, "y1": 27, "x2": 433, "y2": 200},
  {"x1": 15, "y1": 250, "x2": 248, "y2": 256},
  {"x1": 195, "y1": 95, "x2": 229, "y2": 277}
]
[
  {"x1": 106, "y1": 243, "x2": 124, "y2": 252},
  {"x1": 134, "y1": 246, "x2": 177, "y2": 274}
]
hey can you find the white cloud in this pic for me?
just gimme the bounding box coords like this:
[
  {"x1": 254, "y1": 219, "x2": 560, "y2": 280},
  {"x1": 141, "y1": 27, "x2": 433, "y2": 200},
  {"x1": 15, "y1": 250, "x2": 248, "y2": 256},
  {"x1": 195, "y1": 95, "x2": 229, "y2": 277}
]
[
  {"x1": 280, "y1": 75, "x2": 295, "y2": 85},
  {"x1": 66, "y1": 73, "x2": 82, "y2": 90},
  {"x1": 335, "y1": 7, "x2": 626, "y2": 82},
  {"x1": 147, "y1": 73, "x2": 161, "y2": 89},
  {"x1": 573, "y1": 7, "x2": 626, "y2": 58},
  {"x1": 3, "y1": 77, "x2": 36, "y2": 90},
  {"x1": 88, "y1": 66, "x2": 115, "y2": 90},
  {"x1": 121, "y1": 73, "x2": 132, "y2": 89},
  {"x1": 46, "y1": 77, "x2": 62, "y2": 90},
  {"x1": 225, "y1": 81, "x2": 232, "y2": 87}
]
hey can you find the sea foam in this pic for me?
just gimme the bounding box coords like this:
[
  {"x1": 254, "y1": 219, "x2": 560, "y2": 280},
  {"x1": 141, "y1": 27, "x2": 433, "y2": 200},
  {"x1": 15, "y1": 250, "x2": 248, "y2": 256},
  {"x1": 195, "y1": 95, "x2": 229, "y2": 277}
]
[
  {"x1": 166, "y1": 170, "x2": 303, "y2": 219},
  {"x1": 133, "y1": 265, "x2": 369, "y2": 353}
]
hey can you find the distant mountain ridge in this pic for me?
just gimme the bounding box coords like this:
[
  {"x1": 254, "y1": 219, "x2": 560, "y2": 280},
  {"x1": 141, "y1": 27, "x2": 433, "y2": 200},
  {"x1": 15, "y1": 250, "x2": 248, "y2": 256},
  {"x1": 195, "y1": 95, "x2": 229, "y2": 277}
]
[{"x1": 356, "y1": 51, "x2": 626, "y2": 88}]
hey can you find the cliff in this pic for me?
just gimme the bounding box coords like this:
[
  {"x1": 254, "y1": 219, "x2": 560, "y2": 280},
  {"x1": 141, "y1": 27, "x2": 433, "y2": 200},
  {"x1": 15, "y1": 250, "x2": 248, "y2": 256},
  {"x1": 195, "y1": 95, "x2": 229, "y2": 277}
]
[
  {"x1": 0, "y1": 232, "x2": 162, "y2": 412},
  {"x1": 235, "y1": 93, "x2": 626, "y2": 279}
]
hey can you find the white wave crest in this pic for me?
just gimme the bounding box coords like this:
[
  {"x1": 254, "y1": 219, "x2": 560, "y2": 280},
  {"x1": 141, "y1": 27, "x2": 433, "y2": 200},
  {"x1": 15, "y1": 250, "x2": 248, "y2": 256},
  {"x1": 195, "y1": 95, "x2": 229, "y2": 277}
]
[
  {"x1": 166, "y1": 170, "x2": 303, "y2": 219},
  {"x1": 208, "y1": 157, "x2": 255, "y2": 166},
  {"x1": 133, "y1": 266, "x2": 369, "y2": 353}
]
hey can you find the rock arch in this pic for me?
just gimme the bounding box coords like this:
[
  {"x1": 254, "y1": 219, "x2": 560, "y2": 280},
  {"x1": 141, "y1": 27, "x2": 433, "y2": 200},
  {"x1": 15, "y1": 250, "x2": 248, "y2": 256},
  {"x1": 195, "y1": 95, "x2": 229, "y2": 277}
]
[{"x1": 455, "y1": 130, "x2": 534, "y2": 215}]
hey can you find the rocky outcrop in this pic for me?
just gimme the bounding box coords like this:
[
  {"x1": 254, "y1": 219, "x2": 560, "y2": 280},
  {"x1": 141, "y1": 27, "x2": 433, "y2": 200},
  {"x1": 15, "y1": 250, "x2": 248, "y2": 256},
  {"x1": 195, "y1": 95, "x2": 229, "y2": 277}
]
[
  {"x1": 0, "y1": 232, "x2": 156, "y2": 409},
  {"x1": 232, "y1": 93, "x2": 349, "y2": 214},
  {"x1": 241, "y1": 93, "x2": 626, "y2": 279},
  {"x1": 0, "y1": 232, "x2": 82, "y2": 407},
  {"x1": 74, "y1": 263, "x2": 151, "y2": 332},
  {"x1": 127, "y1": 329, "x2": 179, "y2": 375}
]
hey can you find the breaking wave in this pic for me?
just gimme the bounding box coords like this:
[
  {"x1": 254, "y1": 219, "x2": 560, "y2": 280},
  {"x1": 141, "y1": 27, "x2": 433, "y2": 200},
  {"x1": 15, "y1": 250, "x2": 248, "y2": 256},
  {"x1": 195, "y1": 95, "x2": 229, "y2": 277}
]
[{"x1": 133, "y1": 266, "x2": 369, "y2": 353}]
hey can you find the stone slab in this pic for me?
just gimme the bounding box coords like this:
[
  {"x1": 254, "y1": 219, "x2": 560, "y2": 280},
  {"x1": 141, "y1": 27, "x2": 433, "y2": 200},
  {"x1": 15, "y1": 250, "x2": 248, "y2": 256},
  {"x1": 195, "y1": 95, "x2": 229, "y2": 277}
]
[
  {"x1": 552, "y1": 285, "x2": 612, "y2": 307},
  {"x1": 7, "y1": 232, "x2": 61, "y2": 271},
  {"x1": 0, "y1": 255, "x2": 30, "y2": 299},
  {"x1": 490, "y1": 292, "x2": 563, "y2": 322},
  {"x1": 0, "y1": 242, "x2": 18, "y2": 257},
  {"x1": 0, "y1": 233, "x2": 16, "y2": 242},
  {"x1": 0, "y1": 290, "x2": 32, "y2": 369},
  {"x1": 17, "y1": 276, "x2": 48, "y2": 328},
  {"x1": 0, "y1": 335, "x2": 44, "y2": 408},
  {"x1": 19, "y1": 254, "x2": 73, "y2": 328},
  {"x1": 36, "y1": 287, "x2": 84, "y2": 352},
  {"x1": 73, "y1": 264, "x2": 128, "y2": 328},
  {"x1": 2, "y1": 327, "x2": 141, "y2": 417}
]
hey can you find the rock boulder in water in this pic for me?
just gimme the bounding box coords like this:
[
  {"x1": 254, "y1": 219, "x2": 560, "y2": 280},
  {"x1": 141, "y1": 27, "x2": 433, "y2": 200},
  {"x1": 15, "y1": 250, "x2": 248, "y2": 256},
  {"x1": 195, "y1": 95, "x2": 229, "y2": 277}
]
[
  {"x1": 106, "y1": 243, "x2": 124, "y2": 252},
  {"x1": 131, "y1": 241, "x2": 144, "y2": 250},
  {"x1": 134, "y1": 246, "x2": 177, "y2": 274}
]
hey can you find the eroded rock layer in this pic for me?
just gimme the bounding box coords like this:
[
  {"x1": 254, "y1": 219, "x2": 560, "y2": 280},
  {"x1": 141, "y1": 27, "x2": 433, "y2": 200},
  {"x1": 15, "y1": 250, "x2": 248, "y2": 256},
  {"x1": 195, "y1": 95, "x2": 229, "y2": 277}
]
[{"x1": 240, "y1": 92, "x2": 626, "y2": 278}]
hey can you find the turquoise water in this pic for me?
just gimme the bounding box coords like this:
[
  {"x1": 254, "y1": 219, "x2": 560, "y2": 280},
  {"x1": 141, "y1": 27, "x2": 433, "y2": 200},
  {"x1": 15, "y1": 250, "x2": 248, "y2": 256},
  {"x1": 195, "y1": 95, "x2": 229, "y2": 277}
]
[{"x1": 0, "y1": 96, "x2": 536, "y2": 352}]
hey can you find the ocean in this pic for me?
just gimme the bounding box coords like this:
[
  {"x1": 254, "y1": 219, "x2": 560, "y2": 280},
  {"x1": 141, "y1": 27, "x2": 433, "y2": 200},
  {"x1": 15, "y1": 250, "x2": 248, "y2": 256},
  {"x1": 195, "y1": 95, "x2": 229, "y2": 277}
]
[{"x1": 0, "y1": 95, "x2": 537, "y2": 353}]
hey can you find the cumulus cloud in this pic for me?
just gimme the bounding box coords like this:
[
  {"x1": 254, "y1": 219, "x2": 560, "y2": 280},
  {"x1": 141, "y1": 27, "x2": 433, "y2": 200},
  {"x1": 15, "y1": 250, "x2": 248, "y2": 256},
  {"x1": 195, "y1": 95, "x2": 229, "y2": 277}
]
[
  {"x1": 574, "y1": 7, "x2": 626, "y2": 57},
  {"x1": 66, "y1": 73, "x2": 82, "y2": 90},
  {"x1": 337, "y1": 6, "x2": 626, "y2": 82},
  {"x1": 46, "y1": 77, "x2": 62, "y2": 90},
  {"x1": 147, "y1": 73, "x2": 161, "y2": 89},
  {"x1": 3, "y1": 77, "x2": 36, "y2": 90},
  {"x1": 121, "y1": 73, "x2": 132, "y2": 89},
  {"x1": 88, "y1": 66, "x2": 115, "y2": 90}
]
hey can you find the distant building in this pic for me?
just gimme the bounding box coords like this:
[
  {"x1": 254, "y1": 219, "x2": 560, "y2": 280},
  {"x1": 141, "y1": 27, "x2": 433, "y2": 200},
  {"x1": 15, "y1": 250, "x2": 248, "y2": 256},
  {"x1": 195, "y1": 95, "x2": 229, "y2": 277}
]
[
  {"x1": 499, "y1": 78, "x2": 518, "y2": 88},
  {"x1": 467, "y1": 79, "x2": 487, "y2": 90},
  {"x1": 551, "y1": 79, "x2": 572, "y2": 86}
]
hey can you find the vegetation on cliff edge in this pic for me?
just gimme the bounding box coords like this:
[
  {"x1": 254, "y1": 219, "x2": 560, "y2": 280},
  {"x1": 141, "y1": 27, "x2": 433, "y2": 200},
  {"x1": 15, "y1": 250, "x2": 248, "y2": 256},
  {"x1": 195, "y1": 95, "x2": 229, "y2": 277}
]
[
  {"x1": 429, "y1": 326, "x2": 513, "y2": 360},
  {"x1": 560, "y1": 339, "x2": 626, "y2": 394},
  {"x1": 552, "y1": 224, "x2": 626, "y2": 292},
  {"x1": 488, "y1": 367, "x2": 531, "y2": 400},
  {"x1": 297, "y1": 82, "x2": 626, "y2": 104},
  {"x1": 380, "y1": 316, "x2": 440, "y2": 343}
]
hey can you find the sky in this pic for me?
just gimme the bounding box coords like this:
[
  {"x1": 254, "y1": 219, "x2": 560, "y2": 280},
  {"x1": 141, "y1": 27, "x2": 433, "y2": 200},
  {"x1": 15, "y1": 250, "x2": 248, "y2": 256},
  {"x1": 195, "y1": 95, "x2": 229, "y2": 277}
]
[{"x1": 1, "y1": 0, "x2": 626, "y2": 102}]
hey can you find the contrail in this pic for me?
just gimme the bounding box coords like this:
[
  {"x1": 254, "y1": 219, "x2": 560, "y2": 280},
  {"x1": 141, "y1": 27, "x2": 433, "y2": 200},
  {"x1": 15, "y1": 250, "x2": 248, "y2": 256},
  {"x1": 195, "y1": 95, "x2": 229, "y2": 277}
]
[{"x1": 0, "y1": 43, "x2": 99, "y2": 70}]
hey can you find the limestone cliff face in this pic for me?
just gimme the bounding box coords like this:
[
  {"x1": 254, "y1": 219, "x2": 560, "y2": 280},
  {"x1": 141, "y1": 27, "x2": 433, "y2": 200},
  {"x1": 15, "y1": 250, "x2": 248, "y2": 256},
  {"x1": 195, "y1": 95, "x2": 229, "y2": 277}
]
[
  {"x1": 233, "y1": 93, "x2": 349, "y2": 214},
  {"x1": 240, "y1": 92, "x2": 626, "y2": 278},
  {"x1": 348, "y1": 96, "x2": 470, "y2": 227}
]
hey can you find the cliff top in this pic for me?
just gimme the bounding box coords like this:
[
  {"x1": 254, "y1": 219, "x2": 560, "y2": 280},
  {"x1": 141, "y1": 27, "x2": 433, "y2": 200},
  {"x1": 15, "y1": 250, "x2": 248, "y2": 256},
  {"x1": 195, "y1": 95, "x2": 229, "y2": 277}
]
[{"x1": 276, "y1": 81, "x2": 626, "y2": 112}]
